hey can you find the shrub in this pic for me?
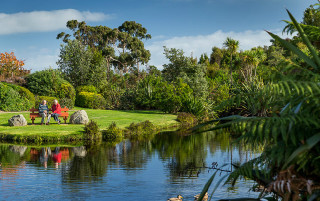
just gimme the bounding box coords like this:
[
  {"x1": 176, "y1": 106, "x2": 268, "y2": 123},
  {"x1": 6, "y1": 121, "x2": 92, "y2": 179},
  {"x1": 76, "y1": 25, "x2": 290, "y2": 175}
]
[
  {"x1": 125, "y1": 120, "x2": 158, "y2": 138},
  {"x1": 76, "y1": 85, "x2": 97, "y2": 93},
  {"x1": 25, "y1": 69, "x2": 75, "y2": 105},
  {"x1": 0, "y1": 83, "x2": 32, "y2": 111},
  {"x1": 84, "y1": 120, "x2": 101, "y2": 140},
  {"x1": 18, "y1": 85, "x2": 35, "y2": 107},
  {"x1": 157, "y1": 79, "x2": 194, "y2": 113},
  {"x1": 58, "y1": 82, "x2": 75, "y2": 107},
  {"x1": 102, "y1": 122, "x2": 123, "y2": 141},
  {"x1": 59, "y1": 98, "x2": 74, "y2": 109},
  {"x1": 135, "y1": 75, "x2": 163, "y2": 109},
  {"x1": 181, "y1": 95, "x2": 206, "y2": 117},
  {"x1": 26, "y1": 69, "x2": 62, "y2": 96},
  {"x1": 3, "y1": 83, "x2": 35, "y2": 108},
  {"x1": 177, "y1": 112, "x2": 197, "y2": 126},
  {"x1": 119, "y1": 88, "x2": 136, "y2": 110},
  {"x1": 99, "y1": 83, "x2": 125, "y2": 109},
  {"x1": 35, "y1": 96, "x2": 59, "y2": 108},
  {"x1": 76, "y1": 92, "x2": 106, "y2": 109}
]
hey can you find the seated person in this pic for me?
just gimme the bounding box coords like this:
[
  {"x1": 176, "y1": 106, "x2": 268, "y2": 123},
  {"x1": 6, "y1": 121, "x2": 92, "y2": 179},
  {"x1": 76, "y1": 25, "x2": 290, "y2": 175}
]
[
  {"x1": 47, "y1": 99, "x2": 61, "y2": 124},
  {"x1": 38, "y1": 100, "x2": 49, "y2": 125}
]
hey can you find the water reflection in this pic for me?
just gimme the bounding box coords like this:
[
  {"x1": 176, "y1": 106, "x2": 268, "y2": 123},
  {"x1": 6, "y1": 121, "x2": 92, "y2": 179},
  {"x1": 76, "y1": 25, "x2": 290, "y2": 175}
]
[{"x1": 0, "y1": 130, "x2": 261, "y2": 200}]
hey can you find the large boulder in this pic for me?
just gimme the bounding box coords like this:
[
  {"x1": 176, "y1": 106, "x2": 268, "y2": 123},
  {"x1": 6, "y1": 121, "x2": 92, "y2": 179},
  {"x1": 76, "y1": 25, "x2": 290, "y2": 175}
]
[
  {"x1": 72, "y1": 146, "x2": 87, "y2": 157},
  {"x1": 9, "y1": 146, "x2": 27, "y2": 156},
  {"x1": 69, "y1": 110, "x2": 89, "y2": 124},
  {"x1": 8, "y1": 114, "x2": 27, "y2": 126}
]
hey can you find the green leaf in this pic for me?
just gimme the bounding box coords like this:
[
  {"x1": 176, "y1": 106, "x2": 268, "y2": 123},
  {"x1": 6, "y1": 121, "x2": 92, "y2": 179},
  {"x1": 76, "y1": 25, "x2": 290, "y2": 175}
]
[
  {"x1": 198, "y1": 171, "x2": 217, "y2": 201},
  {"x1": 211, "y1": 174, "x2": 229, "y2": 200}
]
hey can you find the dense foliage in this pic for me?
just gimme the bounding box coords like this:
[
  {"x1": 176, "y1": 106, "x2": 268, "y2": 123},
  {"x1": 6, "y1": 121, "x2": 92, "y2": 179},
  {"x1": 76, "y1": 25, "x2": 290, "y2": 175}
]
[
  {"x1": 177, "y1": 112, "x2": 197, "y2": 126},
  {"x1": 197, "y1": 8, "x2": 320, "y2": 201},
  {"x1": 125, "y1": 120, "x2": 158, "y2": 139},
  {"x1": 25, "y1": 69, "x2": 75, "y2": 108},
  {"x1": 84, "y1": 120, "x2": 101, "y2": 140},
  {"x1": 76, "y1": 92, "x2": 106, "y2": 109},
  {"x1": 57, "y1": 20, "x2": 151, "y2": 75},
  {"x1": 0, "y1": 82, "x2": 33, "y2": 111},
  {"x1": 102, "y1": 122, "x2": 123, "y2": 141},
  {"x1": 57, "y1": 40, "x2": 107, "y2": 88}
]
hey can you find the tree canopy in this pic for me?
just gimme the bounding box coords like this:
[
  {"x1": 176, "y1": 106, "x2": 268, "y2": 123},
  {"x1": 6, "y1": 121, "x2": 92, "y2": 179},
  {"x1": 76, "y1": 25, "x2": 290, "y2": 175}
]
[{"x1": 57, "y1": 20, "x2": 151, "y2": 74}]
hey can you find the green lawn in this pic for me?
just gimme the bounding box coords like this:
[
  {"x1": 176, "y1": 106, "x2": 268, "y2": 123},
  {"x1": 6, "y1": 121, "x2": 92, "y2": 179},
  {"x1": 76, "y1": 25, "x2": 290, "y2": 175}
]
[{"x1": 0, "y1": 107, "x2": 179, "y2": 139}]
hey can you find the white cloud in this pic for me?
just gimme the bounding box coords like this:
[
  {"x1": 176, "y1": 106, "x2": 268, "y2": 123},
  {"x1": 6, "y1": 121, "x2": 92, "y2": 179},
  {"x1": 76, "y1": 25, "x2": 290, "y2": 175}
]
[
  {"x1": 26, "y1": 53, "x2": 59, "y2": 72},
  {"x1": 10, "y1": 47, "x2": 60, "y2": 72},
  {"x1": 0, "y1": 9, "x2": 111, "y2": 35},
  {"x1": 146, "y1": 29, "x2": 290, "y2": 68}
]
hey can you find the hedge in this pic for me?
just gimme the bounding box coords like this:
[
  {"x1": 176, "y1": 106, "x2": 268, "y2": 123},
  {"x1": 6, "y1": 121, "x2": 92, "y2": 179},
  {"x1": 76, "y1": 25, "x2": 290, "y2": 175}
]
[
  {"x1": 76, "y1": 92, "x2": 106, "y2": 109},
  {"x1": 76, "y1": 85, "x2": 97, "y2": 94},
  {"x1": 0, "y1": 82, "x2": 33, "y2": 111},
  {"x1": 25, "y1": 69, "x2": 75, "y2": 108},
  {"x1": 4, "y1": 83, "x2": 35, "y2": 107}
]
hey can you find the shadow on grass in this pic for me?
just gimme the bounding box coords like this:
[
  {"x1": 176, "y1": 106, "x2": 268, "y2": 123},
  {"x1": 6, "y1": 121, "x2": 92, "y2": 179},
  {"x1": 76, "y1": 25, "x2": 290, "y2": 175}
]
[{"x1": 116, "y1": 110, "x2": 168, "y2": 115}]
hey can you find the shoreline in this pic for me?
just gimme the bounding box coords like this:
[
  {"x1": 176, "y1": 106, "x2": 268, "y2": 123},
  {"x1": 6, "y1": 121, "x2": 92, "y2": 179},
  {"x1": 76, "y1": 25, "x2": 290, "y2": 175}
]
[{"x1": 0, "y1": 108, "x2": 180, "y2": 143}]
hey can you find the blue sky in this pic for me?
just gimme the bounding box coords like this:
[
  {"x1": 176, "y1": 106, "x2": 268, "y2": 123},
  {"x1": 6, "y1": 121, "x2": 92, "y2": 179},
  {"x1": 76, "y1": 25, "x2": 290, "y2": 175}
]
[{"x1": 0, "y1": 0, "x2": 315, "y2": 71}]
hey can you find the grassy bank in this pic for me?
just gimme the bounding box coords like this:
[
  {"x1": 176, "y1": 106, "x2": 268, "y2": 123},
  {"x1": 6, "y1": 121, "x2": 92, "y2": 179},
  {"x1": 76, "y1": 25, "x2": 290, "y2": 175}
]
[{"x1": 0, "y1": 107, "x2": 179, "y2": 142}]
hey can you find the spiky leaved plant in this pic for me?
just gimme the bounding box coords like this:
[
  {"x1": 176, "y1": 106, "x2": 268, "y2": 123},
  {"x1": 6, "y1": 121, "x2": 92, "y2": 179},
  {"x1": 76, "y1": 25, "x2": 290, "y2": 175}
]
[{"x1": 197, "y1": 10, "x2": 320, "y2": 201}]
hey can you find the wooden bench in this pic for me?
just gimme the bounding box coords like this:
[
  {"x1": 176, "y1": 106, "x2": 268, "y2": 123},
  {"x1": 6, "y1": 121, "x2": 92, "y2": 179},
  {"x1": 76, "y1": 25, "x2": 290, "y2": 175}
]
[{"x1": 29, "y1": 107, "x2": 69, "y2": 124}]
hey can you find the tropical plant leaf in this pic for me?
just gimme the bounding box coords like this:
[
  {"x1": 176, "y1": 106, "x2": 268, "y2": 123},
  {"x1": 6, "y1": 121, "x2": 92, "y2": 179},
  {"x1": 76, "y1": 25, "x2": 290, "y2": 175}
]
[
  {"x1": 210, "y1": 174, "x2": 229, "y2": 201},
  {"x1": 197, "y1": 171, "x2": 217, "y2": 201},
  {"x1": 286, "y1": 9, "x2": 320, "y2": 67}
]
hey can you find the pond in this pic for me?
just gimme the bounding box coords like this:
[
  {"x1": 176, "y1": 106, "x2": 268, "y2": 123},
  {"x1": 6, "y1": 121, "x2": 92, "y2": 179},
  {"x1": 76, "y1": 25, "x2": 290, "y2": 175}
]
[{"x1": 0, "y1": 131, "x2": 261, "y2": 200}]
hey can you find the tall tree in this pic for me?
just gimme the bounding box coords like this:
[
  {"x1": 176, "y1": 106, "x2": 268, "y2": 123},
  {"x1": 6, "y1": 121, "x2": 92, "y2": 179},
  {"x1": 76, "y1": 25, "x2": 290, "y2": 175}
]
[
  {"x1": 57, "y1": 40, "x2": 107, "y2": 88},
  {"x1": 223, "y1": 37, "x2": 239, "y2": 84},
  {"x1": 162, "y1": 47, "x2": 208, "y2": 99},
  {"x1": 57, "y1": 20, "x2": 151, "y2": 75},
  {"x1": 210, "y1": 46, "x2": 224, "y2": 67},
  {"x1": 198, "y1": 53, "x2": 209, "y2": 65}
]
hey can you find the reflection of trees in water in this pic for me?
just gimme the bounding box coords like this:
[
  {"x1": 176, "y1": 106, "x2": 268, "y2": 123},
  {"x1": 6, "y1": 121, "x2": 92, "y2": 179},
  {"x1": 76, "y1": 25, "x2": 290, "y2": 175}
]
[
  {"x1": 0, "y1": 145, "x2": 28, "y2": 181},
  {"x1": 0, "y1": 130, "x2": 261, "y2": 187},
  {"x1": 118, "y1": 140, "x2": 152, "y2": 170},
  {"x1": 152, "y1": 131, "x2": 215, "y2": 180},
  {"x1": 62, "y1": 144, "x2": 117, "y2": 183},
  {"x1": 0, "y1": 145, "x2": 29, "y2": 166}
]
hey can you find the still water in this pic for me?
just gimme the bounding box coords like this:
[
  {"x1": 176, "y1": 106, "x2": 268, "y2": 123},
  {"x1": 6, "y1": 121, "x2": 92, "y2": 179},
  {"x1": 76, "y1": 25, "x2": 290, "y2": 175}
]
[{"x1": 0, "y1": 131, "x2": 260, "y2": 200}]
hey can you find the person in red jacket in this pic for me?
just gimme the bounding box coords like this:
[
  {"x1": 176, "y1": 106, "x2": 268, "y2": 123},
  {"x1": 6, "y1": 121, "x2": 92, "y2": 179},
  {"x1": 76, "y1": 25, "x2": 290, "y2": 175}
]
[
  {"x1": 52, "y1": 147, "x2": 62, "y2": 169},
  {"x1": 47, "y1": 99, "x2": 61, "y2": 125}
]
